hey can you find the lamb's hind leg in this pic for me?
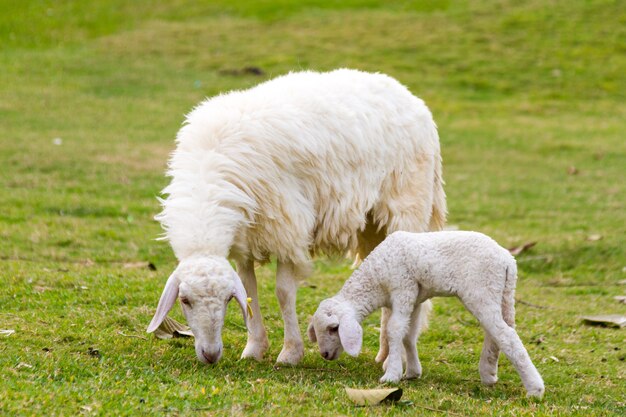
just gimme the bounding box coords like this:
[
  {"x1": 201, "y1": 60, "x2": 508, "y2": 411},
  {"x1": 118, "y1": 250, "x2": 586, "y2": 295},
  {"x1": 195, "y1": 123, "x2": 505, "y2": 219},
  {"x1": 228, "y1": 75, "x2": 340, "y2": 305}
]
[
  {"x1": 275, "y1": 261, "x2": 304, "y2": 365},
  {"x1": 237, "y1": 260, "x2": 269, "y2": 361},
  {"x1": 464, "y1": 299, "x2": 544, "y2": 398},
  {"x1": 479, "y1": 334, "x2": 499, "y2": 386}
]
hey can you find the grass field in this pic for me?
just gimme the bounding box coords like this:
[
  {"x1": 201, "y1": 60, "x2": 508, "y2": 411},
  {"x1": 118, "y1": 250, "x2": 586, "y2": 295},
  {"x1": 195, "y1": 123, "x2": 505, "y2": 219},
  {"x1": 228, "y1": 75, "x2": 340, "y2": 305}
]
[{"x1": 1, "y1": 0, "x2": 625, "y2": 415}]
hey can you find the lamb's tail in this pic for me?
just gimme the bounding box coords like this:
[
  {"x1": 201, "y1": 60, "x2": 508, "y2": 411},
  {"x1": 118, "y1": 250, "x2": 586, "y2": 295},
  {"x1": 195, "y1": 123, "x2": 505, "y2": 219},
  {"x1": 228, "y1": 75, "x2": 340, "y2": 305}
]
[
  {"x1": 502, "y1": 260, "x2": 518, "y2": 327},
  {"x1": 416, "y1": 299, "x2": 433, "y2": 336},
  {"x1": 428, "y1": 137, "x2": 447, "y2": 232}
]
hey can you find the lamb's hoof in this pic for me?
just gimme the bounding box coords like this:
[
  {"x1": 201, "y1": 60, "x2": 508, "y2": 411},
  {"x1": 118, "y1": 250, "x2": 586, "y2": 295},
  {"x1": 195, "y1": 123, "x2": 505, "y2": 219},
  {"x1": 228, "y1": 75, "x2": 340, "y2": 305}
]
[
  {"x1": 241, "y1": 341, "x2": 268, "y2": 361},
  {"x1": 379, "y1": 372, "x2": 402, "y2": 384},
  {"x1": 480, "y1": 375, "x2": 498, "y2": 386},
  {"x1": 526, "y1": 385, "x2": 545, "y2": 399},
  {"x1": 276, "y1": 344, "x2": 304, "y2": 365}
]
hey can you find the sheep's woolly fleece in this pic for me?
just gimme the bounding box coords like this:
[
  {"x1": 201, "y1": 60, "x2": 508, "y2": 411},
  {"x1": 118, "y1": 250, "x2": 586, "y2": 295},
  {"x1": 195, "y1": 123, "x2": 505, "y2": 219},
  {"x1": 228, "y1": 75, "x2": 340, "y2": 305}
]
[{"x1": 156, "y1": 69, "x2": 446, "y2": 274}]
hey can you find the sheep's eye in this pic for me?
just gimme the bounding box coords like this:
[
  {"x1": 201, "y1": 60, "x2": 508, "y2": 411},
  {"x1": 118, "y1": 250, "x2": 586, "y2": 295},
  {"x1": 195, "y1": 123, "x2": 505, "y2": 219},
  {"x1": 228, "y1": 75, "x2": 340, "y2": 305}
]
[
  {"x1": 328, "y1": 325, "x2": 339, "y2": 334},
  {"x1": 180, "y1": 298, "x2": 191, "y2": 307}
]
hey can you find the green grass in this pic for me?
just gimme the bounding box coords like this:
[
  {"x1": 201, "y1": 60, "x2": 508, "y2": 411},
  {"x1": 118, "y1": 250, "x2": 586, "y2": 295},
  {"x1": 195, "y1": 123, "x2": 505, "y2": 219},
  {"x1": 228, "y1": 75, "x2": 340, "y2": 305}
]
[{"x1": 1, "y1": 0, "x2": 625, "y2": 415}]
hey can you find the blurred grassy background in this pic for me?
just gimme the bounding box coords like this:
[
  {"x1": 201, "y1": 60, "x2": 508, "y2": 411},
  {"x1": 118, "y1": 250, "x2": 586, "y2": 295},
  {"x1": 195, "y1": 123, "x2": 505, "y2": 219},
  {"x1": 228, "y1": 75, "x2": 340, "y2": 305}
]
[{"x1": 1, "y1": 1, "x2": 624, "y2": 415}]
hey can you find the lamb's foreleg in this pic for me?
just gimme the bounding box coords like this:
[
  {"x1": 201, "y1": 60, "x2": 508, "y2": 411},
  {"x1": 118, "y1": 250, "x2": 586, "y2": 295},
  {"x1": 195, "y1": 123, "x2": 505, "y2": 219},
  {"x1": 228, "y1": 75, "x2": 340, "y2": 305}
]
[
  {"x1": 380, "y1": 298, "x2": 415, "y2": 383},
  {"x1": 237, "y1": 260, "x2": 269, "y2": 361},
  {"x1": 275, "y1": 261, "x2": 304, "y2": 364},
  {"x1": 403, "y1": 302, "x2": 424, "y2": 379}
]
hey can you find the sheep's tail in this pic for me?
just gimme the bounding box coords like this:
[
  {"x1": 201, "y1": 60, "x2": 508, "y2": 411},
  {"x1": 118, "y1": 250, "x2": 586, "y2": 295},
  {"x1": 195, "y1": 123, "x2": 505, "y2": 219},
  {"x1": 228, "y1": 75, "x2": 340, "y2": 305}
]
[
  {"x1": 502, "y1": 260, "x2": 517, "y2": 328},
  {"x1": 428, "y1": 137, "x2": 447, "y2": 232}
]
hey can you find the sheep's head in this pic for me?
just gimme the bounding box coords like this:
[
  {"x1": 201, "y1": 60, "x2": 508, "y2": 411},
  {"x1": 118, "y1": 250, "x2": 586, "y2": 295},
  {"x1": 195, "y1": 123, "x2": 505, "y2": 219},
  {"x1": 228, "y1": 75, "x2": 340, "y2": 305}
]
[
  {"x1": 307, "y1": 297, "x2": 362, "y2": 360},
  {"x1": 147, "y1": 256, "x2": 248, "y2": 364}
]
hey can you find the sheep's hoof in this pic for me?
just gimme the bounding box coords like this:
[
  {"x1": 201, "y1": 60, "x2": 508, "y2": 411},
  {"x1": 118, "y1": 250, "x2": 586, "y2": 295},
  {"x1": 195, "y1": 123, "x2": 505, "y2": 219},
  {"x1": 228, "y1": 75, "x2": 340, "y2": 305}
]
[
  {"x1": 402, "y1": 371, "x2": 422, "y2": 380},
  {"x1": 241, "y1": 341, "x2": 269, "y2": 361},
  {"x1": 276, "y1": 344, "x2": 304, "y2": 365}
]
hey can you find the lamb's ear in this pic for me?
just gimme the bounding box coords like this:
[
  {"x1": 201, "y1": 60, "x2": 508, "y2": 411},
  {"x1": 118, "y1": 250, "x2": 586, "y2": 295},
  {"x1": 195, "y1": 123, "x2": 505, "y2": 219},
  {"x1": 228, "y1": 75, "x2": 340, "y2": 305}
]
[
  {"x1": 307, "y1": 321, "x2": 317, "y2": 342},
  {"x1": 232, "y1": 274, "x2": 248, "y2": 328},
  {"x1": 338, "y1": 313, "x2": 362, "y2": 357},
  {"x1": 147, "y1": 272, "x2": 179, "y2": 333}
]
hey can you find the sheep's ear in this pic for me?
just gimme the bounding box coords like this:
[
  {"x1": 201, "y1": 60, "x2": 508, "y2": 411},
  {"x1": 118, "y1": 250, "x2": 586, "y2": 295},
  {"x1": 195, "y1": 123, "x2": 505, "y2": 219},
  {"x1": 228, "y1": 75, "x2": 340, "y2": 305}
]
[
  {"x1": 147, "y1": 272, "x2": 179, "y2": 333},
  {"x1": 307, "y1": 321, "x2": 317, "y2": 342},
  {"x1": 232, "y1": 274, "x2": 249, "y2": 328},
  {"x1": 338, "y1": 313, "x2": 362, "y2": 357}
]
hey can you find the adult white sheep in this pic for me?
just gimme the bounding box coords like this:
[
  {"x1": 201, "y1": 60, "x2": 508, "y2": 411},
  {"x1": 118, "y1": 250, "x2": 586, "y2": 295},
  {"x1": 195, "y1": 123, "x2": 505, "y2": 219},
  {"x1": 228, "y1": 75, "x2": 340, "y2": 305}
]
[
  {"x1": 147, "y1": 69, "x2": 446, "y2": 365},
  {"x1": 308, "y1": 231, "x2": 545, "y2": 398}
]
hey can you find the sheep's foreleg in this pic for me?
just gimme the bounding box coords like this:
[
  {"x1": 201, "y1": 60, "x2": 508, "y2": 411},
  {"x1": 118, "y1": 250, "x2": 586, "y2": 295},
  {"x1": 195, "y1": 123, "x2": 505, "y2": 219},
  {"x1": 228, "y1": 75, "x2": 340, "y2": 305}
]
[
  {"x1": 275, "y1": 261, "x2": 304, "y2": 364},
  {"x1": 237, "y1": 259, "x2": 269, "y2": 361}
]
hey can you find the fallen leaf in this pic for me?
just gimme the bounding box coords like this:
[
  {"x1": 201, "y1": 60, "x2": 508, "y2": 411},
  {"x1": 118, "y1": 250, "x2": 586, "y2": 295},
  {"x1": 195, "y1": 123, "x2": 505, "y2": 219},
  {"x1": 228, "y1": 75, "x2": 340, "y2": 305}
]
[
  {"x1": 508, "y1": 241, "x2": 537, "y2": 256},
  {"x1": 586, "y1": 234, "x2": 603, "y2": 241},
  {"x1": 1, "y1": 329, "x2": 15, "y2": 336},
  {"x1": 345, "y1": 387, "x2": 403, "y2": 406},
  {"x1": 567, "y1": 166, "x2": 579, "y2": 175},
  {"x1": 153, "y1": 316, "x2": 194, "y2": 339},
  {"x1": 581, "y1": 315, "x2": 626, "y2": 328},
  {"x1": 549, "y1": 355, "x2": 560, "y2": 362},
  {"x1": 614, "y1": 296, "x2": 626, "y2": 305}
]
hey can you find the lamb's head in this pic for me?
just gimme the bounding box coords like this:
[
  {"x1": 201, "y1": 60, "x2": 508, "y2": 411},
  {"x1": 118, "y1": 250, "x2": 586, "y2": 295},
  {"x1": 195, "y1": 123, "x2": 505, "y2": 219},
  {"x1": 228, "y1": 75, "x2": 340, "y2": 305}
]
[
  {"x1": 146, "y1": 256, "x2": 248, "y2": 364},
  {"x1": 307, "y1": 297, "x2": 362, "y2": 360}
]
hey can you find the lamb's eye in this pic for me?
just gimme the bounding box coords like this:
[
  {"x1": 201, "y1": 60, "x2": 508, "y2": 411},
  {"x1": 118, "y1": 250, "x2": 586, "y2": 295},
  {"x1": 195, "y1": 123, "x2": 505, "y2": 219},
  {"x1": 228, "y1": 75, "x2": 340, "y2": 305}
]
[
  {"x1": 180, "y1": 298, "x2": 192, "y2": 307},
  {"x1": 328, "y1": 325, "x2": 339, "y2": 334}
]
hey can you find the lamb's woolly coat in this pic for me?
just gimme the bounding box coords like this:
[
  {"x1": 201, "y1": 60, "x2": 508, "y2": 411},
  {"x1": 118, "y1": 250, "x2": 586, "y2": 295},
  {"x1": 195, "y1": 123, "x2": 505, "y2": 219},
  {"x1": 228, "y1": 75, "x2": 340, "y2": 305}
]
[
  {"x1": 309, "y1": 231, "x2": 545, "y2": 398},
  {"x1": 157, "y1": 69, "x2": 445, "y2": 272}
]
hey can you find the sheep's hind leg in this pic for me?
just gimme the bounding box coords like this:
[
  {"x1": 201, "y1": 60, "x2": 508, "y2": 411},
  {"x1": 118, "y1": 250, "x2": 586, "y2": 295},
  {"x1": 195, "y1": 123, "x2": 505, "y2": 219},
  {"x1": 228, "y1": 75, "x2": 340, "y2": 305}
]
[
  {"x1": 465, "y1": 299, "x2": 544, "y2": 398},
  {"x1": 275, "y1": 261, "x2": 304, "y2": 365},
  {"x1": 237, "y1": 260, "x2": 269, "y2": 361},
  {"x1": 403, "y1": 303, "x2": 424, "y2": 380},
  {"x1": 375, "y1": 307, "x2": 390, "y2": 364}
]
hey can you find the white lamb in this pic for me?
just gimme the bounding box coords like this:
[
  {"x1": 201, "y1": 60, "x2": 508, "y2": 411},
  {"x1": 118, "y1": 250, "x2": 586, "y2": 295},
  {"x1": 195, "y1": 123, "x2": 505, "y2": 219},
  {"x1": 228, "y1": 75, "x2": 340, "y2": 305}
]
[
  {"x1": 147, "y1": 69, "x2": 446, "y2": 366},
  {"x1": 308, "y1": 231, "x2": 545, "y2": 398}
]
